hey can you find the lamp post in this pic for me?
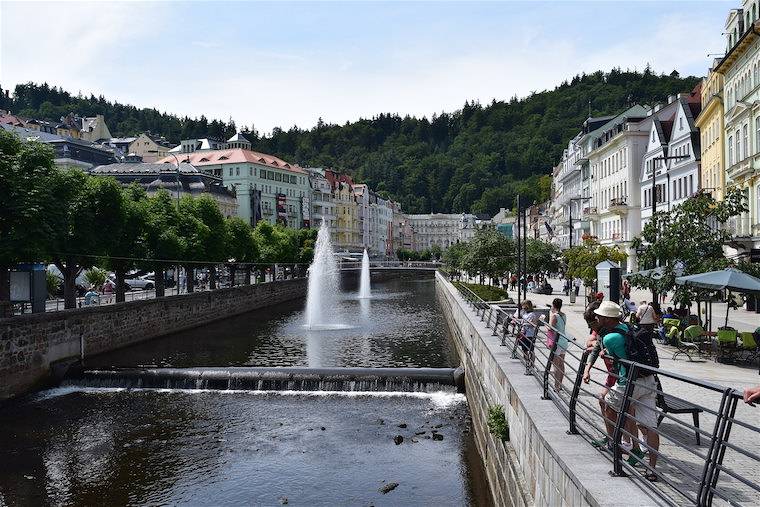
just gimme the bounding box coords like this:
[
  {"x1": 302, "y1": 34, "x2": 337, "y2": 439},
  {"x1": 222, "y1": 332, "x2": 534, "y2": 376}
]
[
  {"x1": 567, "y1": 196, "x2": 591, "y2": 250},
  {"x1": 647, "y1": 153, "x2": 690, "y2": 303},
  {"x1": 147, "y1": 150, "x2": 183, "y2": 208}
]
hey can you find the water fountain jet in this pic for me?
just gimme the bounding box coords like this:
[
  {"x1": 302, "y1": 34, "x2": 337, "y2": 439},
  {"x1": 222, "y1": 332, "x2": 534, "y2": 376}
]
[
  {"x1": 304, "y1": 221, "x2": 342, "y2": 329},
  {"x1": 359, "y1": 249, "x2": 371, "y2": 299}
]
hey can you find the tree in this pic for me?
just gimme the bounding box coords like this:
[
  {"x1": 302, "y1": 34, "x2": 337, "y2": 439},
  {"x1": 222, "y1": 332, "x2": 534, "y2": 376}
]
[
  {"x1": 442, "y1": 242, "x2": 469, "y2": 279},
  {"x1": 462, "y1": 228, "x2": 515, "y2": 284},
  {"x1": 526, "y1": 238, "x2": 561, "y2": 276},
  {"x1": 104, "y1": 184, "x2": 148, "y2": 302},
  {"x1": 429, "y1": 244, "x2": 443, "y2": 261},
  {"x1": 0, "y1": 131, "x2": 57, "y2": 315},
  {"x1": 629, "y1": 188, "x2": 748, "y2": 306},
  {"x1": 226, "y1": 216, "x2": 258, "y2": 285},
  {"x1": 563, "y1": 238, "x2": 627, "y2": 289},
  {"x1": 187, "y1": 195, "x2": 228, "y2": 289},
  {"x1": 176, "y1": 196, "x2": 211, "y2": 293},
  {"x1": 143, "y1": 190, "x2": 183, "y2": 297},
  {"x1": 45, "y1": 172, "x2": 125, "y2": 308}
]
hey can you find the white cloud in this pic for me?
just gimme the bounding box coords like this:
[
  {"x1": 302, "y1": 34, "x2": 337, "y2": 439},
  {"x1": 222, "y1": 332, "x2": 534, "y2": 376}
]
[{"x1": 0, "y1": 2, "x2": 725, "y2": 135}]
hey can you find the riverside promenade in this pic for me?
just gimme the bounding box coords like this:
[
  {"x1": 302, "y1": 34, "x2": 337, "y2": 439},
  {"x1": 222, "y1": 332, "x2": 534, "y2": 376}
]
[{"x1": 501, "y1": 278, "x2": 760, "y2": 506}]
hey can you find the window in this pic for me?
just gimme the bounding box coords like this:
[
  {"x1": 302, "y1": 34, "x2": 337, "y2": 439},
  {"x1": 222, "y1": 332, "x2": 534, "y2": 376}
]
[
  {"x1": 736, "y1": 130, "x2": 741, "y2": 162},
  {"x1": 744, "y1": 124, "x2": 749, "y2": 158},
  {"x1": 236, "y1": 167, "x2": 240, "y2": 176},
  {"x1": 679, "y1": 117, "x2": 683, "y2": 130},
  {"x1": 229, "y1": 168, "x2": 233, "y2": 176},
  {"x1": 689, "y1": 174, "x2": 693, "y2": 195},
  {"x1": 729, "y1": 135, "x2": 734, "y2": 164}
]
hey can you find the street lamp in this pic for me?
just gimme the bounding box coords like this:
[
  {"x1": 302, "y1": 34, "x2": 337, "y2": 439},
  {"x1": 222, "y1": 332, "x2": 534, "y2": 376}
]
[{"x1": 148, "y1": 150, "x2": 183, "y2": 208}]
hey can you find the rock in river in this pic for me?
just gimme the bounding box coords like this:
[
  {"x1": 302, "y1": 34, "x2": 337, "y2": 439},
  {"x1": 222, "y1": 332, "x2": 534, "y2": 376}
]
[
  {"x1": 393, "y1": 435, "x2": 403, "y2": 445},
  {"x1": 379, "y1": 482, "x2": 399, "y2": 494}
]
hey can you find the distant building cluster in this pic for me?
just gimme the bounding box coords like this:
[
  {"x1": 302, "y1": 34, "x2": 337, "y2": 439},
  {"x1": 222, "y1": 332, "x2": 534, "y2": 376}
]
[{"x1": 0, "y1": 109, "x2": 500, "y2": 257}]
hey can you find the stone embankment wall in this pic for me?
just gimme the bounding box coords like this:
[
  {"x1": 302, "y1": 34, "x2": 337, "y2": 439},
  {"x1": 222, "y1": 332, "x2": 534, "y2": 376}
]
[
  {"x1": 0, "y1": 279, "x2": 306, "y2": 400},
  {"x1": 435, "y1": 272, "x2": 658, "y2": 507}
]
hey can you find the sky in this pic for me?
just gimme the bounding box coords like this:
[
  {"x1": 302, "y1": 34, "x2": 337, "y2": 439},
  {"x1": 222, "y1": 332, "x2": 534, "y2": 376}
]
[{"x1": 0, "y1": 1, "x2": 733, "y2": 134}]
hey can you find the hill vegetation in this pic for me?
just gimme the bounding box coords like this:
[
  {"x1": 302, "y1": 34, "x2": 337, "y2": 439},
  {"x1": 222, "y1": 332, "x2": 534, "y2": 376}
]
[{"x1": 1, "y1": 68, "x2": 700, "y2": 215}]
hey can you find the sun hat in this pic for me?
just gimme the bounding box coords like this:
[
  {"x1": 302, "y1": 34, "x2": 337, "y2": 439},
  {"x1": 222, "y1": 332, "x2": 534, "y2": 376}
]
[{"x1": 594, "y1": 301, "x2": 621, "y2": 318}]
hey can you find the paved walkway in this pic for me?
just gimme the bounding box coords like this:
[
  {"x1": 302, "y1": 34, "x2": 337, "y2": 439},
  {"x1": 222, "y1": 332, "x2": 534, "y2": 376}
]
[{"x1": 490, "y1": 278, "x2": 760, "y2": 506}]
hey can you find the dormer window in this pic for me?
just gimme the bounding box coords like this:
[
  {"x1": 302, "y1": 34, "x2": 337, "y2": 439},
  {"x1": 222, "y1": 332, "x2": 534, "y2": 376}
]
[
  {"x1": 199, "y1": 157, "x2": 210, "y2": 162},
  {"x1": 219, "y1": 156, "x2": 229, "y2": 160}
]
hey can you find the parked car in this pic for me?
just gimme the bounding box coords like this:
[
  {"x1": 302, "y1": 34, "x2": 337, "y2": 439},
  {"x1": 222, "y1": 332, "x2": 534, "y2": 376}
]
[{"x1": 124, "y1": 274, "x2": 155, "y2": 291}]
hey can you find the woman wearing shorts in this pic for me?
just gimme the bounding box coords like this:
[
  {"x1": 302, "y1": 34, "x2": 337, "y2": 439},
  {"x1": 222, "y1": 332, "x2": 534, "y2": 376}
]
[
  {"x1": 548, "y1": 298, "x2": 569, "y2": 392},
  {"x1": 518, "y1": 300, "x2": 539, "y2": 370}
]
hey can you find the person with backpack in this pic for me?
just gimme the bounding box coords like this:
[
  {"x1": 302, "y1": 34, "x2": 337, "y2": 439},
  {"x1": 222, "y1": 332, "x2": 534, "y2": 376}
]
[{"x1": 595, "y1": 301, "x2": 661, "y2": 482}]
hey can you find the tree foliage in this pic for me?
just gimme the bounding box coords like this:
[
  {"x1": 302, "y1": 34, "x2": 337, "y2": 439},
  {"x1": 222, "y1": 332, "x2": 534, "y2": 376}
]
[
  {"x1": 2, "y1": 70, "x2": 700, "y2": 215},
  {"x1": 462, "y1": 228, "x2": 516, "y2": 281},
  {"x1": 629, "y1": 188, "x2": 748, "y2": 305},
  {"x1": 563, "y1": 238, "x2": 627, "y2": 286}
]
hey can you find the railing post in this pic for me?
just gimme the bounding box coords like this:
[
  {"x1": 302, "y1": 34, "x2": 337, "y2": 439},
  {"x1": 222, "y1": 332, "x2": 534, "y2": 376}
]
[
  {"x1": 697, "y1": 388, "x2": 733, "y2": 506},
  {"x1": 610, "y1": 363, "x2": 637, "y2": 477},
  {"x1": 542, "y1": 335, "x2": 559, "y2": 400},
  {"x1": 705, "y1": 391, "x2": 740, "y2": 506},
  {"x1": 567, "y1": 350, "x2": 589, "y2": 435},
  {"x1": 492, "y1": 310, "x2": 500, "y2": 336}
]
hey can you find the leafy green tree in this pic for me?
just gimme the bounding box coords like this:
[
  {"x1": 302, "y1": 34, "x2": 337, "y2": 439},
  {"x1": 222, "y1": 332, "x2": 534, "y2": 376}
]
[
  {"x1": 462, "y1": 228, "x2": 515, "y2": 284},
  {"x1": 143, "y1": 190, "x2": 183, "y2": 297},
  {"x1": 429, "y1": 244, "x2": 443, "y2": 261},
  {"x1": 45, "y1": 172, "x2": 126, "y2": 308},
  {"x1": 226, "y1": 216, "x2": 258, "y2": 285},
  {"x1": 0, "y1": 130, "x2": 57, "y2": 315},
  {"x1": 84, "y1": 267, "x2": 107, "y2": 289},
  {"x1": 443, "y1": 242, "x2": 469, "y2": 278},
  {"x1": 526, "y1": 238, "x2": 561, "y2": 276},
  {"x1": 629, "y1": 188, "x2": 748, "y2": 305},
  {"x1": 187, "y1": 195, "x2": 228, "y2": 289},
  {"x1": 563, "y1": 238, "x2": 627, "y2": 290},
  {"x1": 176, "y1": 196, "x2": 211, "y2": 293},
  {"x1": 105, "y1": 184, "x2": 148, "y2": 302}
]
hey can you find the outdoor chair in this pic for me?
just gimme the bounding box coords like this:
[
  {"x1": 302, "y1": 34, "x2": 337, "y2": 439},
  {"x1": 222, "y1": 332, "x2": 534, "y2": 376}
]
[
  {"x1": 672, "y1": 333, "x2": 699, "y2": 362},
  {"x1": 739, "y1": 332, "x2": 759, "y2": 366},
  {"x1": 683, "y1": 325, "x2": 712, "y2": 357},
  {"x1": 716, "y1": 329, "x2": 739, "y2": 363},
  {"x1": 662, "y1": 318, "x2": 682, "y2": 346}
]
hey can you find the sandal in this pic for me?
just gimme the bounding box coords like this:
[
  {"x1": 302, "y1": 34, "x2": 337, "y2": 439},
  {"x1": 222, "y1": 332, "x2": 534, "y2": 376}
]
[{"x1": 644, "y1": 472, "x2": 658, "y2": 482}]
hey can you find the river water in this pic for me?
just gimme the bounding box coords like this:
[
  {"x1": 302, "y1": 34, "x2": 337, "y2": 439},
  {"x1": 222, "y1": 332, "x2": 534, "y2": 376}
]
[{"x1": 0, "y1": 277, "x2": 492, "y2": 506}]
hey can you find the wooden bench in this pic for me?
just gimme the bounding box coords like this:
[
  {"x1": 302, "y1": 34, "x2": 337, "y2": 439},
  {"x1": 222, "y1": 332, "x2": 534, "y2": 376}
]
[{"x1": 655, "y1": 380, "x2": 703, "y2": 445}]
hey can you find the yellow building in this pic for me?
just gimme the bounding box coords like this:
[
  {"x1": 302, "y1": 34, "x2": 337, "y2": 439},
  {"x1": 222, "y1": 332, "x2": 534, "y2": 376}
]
[
  {"x1": 695, "y1": 65, "x2": 725, "y2": 200},
  {"x1": 129, "y1": 132, "x2": 173, "y2": 162},
  {"x1": 335, "y1": 181, "x2": 361, "y2": 250}
]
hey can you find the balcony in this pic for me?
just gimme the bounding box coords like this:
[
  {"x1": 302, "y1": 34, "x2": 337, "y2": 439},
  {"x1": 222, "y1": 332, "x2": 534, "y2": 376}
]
[
  {"x1": 608, "y1": 198, "x2": 629, "y2": 215},
  {"x1": 583, "y1": 206, "x2": 599, "y2": 219},
  {"x1": 726, "y1": 216, "x2": 755, "y2": 240}
]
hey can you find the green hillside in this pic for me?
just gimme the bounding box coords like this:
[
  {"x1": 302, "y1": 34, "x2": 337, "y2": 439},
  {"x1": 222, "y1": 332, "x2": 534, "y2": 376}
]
[{"x1": 1, "y1": 68, "x2": 700, "y2": 215}]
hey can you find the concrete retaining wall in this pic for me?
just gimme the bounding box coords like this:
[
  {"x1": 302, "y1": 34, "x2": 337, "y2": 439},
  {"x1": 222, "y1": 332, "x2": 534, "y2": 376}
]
[
  {"x1": 0, "y1": 279, "x2": 306, "y2": 400},
  {"x1": 436, "y1": 272, "x2": 658, "y2": 507}
]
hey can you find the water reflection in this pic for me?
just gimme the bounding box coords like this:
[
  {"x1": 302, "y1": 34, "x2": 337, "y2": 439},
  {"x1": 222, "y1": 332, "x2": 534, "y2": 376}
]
[{"x1": 87, "y1": 278, "x2": 458, "y2": 369}]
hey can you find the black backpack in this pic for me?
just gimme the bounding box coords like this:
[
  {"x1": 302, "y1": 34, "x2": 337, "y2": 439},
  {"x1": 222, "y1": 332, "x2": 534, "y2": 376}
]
[{"x1": 624, "y1": 324, "x2": 660, "y2": 377}]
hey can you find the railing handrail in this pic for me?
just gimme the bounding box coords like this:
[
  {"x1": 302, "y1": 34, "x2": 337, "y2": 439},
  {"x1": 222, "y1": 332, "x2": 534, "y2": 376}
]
[{"x1": 445, "y1": 273, "x2": 759, "y2": 506}]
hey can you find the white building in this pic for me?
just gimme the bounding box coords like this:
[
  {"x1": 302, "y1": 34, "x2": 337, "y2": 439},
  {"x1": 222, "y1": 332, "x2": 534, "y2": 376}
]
[
  {"x1": 407, "y1": 213, "x2": 487, "y2": 251},
  {"x1": 305, "y1": 167, "x2": 338, "y2": 238},
  {"x1": 587, "y1": 105, "x2": 652, "y2": 272},
  {"x1": 640, "y1": 91, "x2": 702, "y2": 227}
]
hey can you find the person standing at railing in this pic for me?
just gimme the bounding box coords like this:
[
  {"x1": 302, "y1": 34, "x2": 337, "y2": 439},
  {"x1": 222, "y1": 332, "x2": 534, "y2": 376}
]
[
  {"x1": 517, "y1": 300, "x2": 539, "y2": 372},
  {"x1": 594, "y1": 301, "x2": 661, "y2": 481},
  {"x1": 547, "y1": 298, "x2": 568, "y2": 393}
]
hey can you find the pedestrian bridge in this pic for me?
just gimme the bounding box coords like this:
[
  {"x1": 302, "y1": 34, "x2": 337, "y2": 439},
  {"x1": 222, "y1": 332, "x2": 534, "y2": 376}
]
[{"x1": 338, "y1": 261, "x2": 441, "y2": 272}]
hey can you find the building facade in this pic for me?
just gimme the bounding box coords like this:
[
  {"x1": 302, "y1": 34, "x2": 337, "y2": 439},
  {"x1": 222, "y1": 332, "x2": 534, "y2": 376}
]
[
  {"x1": 696, "y1": 64, "x2": 726, "y2": 201},
  {"x1": 90, "y1": 162, "x2": 238, "y2": 217},
  {"x1": 715, "y1": 12, "x2": 760, "y2": 257},
  {"x1": 129, "y1": 133, "x2": 173, "y2": 162},
  {"x1": 640, "y1": 91, "x2": 702, "y2": 227},
  {"x1": 159, "y1": 148, "x2": 311, "y2": 228}
]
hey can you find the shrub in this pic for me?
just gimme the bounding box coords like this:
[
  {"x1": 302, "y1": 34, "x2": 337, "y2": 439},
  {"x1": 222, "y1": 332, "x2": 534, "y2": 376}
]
[{"x1": 487, "y1": 405, "x2": 509, "y2": 441}]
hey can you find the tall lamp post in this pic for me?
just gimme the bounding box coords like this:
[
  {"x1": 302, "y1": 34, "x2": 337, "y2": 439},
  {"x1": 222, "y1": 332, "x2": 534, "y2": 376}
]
[
  {"x1": 567, "y1": 196, "x2": 591, "y2": 250},
  {"x1": 147, "y1": 150, "x2": 183, "y2": 208},
  {"x1": 647, "y1": 153, "x2": 690, "y2": 303}
]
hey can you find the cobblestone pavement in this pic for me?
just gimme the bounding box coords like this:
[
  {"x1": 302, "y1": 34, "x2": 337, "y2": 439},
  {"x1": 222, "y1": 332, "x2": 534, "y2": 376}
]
[{"x1": 468, "y1": 277, "x2": 760, "y2": 506}]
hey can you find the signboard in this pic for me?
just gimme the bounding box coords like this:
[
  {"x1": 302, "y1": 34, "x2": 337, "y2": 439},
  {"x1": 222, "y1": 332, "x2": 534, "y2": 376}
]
[
  {"x1": 276, "y1": 194, "x2": 287, "y2": 225},
  {"x1": 750, "y1": 249, "x2": 760, "y2": 263},
  {"x1": 10, "y1": 271, "x2": 31, "y2": 302}
]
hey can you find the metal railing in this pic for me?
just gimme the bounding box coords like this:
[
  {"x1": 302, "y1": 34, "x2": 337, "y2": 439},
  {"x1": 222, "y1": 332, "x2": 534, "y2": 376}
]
[
  {"x1": 12, "y1": 263, "x2": 309, "y2": 316},
  {"x1": 448, "y1": 275, "x2": 759, "y2": 506},
  {"x1": 338, "y1": 260, "x2": 442, "y2": 270}
]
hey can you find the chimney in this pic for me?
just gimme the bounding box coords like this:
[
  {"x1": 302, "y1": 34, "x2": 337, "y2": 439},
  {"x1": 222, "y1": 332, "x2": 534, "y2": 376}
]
[
  {"x1": 653, "y1": 104, "x2": 662, "y2": 113},
  {"x1": 667, "y1": 95, "x2": 677, "y2": 104}
]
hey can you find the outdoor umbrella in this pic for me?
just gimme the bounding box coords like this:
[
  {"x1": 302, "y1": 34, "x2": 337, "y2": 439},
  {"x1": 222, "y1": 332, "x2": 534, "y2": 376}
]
[{"x1": 676, "y1": 268, "x2": 760, "y2": 327}]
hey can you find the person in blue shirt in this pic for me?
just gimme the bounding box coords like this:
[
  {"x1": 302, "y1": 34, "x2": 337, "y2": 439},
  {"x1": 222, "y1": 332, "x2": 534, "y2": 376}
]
[{"x1": 595, "y1": 301, "x2": 660, "y2": 481}]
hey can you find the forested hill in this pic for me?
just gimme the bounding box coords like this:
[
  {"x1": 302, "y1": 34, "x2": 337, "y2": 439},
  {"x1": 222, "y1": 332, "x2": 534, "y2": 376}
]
[{"x1": 1, "y1": 69, "x2": 700, "y2": 215}]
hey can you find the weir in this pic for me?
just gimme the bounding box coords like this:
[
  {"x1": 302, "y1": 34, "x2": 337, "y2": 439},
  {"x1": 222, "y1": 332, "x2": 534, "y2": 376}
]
[{"x1": 63, "y1": 366, "x2": 466, "y2": 393}]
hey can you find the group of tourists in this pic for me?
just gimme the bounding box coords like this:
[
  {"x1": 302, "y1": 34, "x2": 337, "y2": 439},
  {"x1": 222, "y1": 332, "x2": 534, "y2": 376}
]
[{"x1": 513, "y1": 291, "x2": 662, "y2": 482}]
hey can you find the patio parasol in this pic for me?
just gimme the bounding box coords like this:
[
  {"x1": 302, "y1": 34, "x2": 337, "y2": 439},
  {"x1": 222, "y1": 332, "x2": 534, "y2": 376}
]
[{"x1": 676, "y1": 268, "x2": 760, "y2": 327}]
